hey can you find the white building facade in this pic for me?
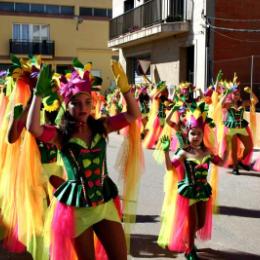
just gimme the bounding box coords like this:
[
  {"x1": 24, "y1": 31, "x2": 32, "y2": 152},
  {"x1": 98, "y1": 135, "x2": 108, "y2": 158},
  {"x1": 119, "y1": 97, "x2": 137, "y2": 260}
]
[{"x1": 108, "y1": 0, "x2": 207, "y2": 89}]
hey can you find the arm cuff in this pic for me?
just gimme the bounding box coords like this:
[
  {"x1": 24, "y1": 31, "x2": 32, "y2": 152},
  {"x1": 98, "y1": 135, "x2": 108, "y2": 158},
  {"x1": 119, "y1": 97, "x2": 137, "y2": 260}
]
[{"x1": 38, "y1": 125, "x2": 57, "y2": 143}]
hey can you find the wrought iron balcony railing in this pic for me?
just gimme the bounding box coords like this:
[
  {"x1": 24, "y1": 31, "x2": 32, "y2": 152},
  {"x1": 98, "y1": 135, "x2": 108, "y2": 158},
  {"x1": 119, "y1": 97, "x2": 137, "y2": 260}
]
[
  {"x1": 9, "y1": 39, "x2": 55, "y2": 56},
  {"x1": 109, "y1": 0, "x2": 185, "y2": 39}
]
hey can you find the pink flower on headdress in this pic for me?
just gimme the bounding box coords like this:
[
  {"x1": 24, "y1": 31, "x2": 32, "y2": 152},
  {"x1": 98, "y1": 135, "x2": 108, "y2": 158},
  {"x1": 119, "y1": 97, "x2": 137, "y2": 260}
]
[{"x1": 59, "y1": 70, "x2": 91, "y2": 104}]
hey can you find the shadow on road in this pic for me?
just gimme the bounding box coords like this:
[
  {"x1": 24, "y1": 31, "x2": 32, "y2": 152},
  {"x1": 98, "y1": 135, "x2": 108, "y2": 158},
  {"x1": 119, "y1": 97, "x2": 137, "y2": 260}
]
[
  {"x1": 198, "y1": 248, "x2": 260, "y2": 260},
  {"x1": 239, "y1": 172, "x2": 260, "y2": 177},
  {"x1": 218, "y1": 205, "x2": 260, "y2": 218},
  {"x1": 226, "y1": 170, "x2": 260, "y2": 178},
  {"x1": 135, "y1": 215, "x2": 159, "y2": 223},
  {"x1": 130, "y1": 234, "x2": 177, "y2": 258}
]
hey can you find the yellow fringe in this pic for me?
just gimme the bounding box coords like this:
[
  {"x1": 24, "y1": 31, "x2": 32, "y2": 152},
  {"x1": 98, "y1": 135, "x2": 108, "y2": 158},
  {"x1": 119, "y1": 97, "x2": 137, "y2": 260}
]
[
  {"x1": 157, "y1": 168, "x2": 178, "y2": 247},
  {"x1": 209, "y1": 164, "x2": 219, "y2": 213},
  {"x1": 249, "y1": 104, "x2": 256, "y2": 142},
  {"x1": 115, "y1": 120, "x2": 144, "y2": 252}
]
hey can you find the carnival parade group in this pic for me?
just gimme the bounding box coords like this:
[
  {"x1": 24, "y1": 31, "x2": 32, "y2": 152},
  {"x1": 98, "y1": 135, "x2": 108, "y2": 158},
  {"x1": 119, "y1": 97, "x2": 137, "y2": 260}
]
[{"x1": 0, "y1": 55, "x2": 259, "y2": 260}]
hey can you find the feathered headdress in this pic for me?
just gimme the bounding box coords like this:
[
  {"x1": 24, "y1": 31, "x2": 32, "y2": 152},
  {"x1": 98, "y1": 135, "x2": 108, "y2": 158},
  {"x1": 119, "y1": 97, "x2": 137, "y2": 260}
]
[
  {"x1": 185, "y1": 109, "x2": 207, "y2": 130},
  {"x1": 59, "y1": 70, "x2": 92, "y2": 104}
]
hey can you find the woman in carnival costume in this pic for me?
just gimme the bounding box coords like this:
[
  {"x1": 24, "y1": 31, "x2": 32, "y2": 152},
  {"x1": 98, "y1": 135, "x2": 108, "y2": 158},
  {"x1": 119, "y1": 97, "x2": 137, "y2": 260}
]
[
  {"x1": 220, "y1": 79, "x2": 258, "y2": 175},
  {"x1": 1, "y1": 56, "x2": 63, "y2": 259},
  {"x1": 27, "y1": 61, "x2": 142, "y2": 260},
  {"x1": 157, "y1": 110, "x2": 227, "y2": 260}
]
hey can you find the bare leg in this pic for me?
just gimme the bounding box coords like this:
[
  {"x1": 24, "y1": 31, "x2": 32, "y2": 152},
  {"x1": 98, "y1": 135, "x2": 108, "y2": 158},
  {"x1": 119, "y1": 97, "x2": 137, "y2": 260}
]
[
  {"x1": 94, "y1": 220, "x2": 127, "y2": 260},
  {"x1": 237, "y1": 134, "x2": 253, "y2": 160},
  {"x1": 74, "y1": 227, "x2": 95, "y2": 260},
  {"x1": 187, "y1": 204, "x2": 197, "y2": 253},
  {"x1": 231, "y1": 135, "x2": 238, "y2": 167}
]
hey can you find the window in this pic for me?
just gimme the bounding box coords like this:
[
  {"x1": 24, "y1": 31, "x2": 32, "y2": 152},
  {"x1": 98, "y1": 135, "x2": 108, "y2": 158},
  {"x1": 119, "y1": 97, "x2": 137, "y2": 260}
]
[
  {"x1": 0, "y1": 64, "x2": 11, "y2": 71},
  {"x1": 0, "y1": 2, "x2": 14, "y2": 12},
  {"x1": 60, "y1": 6, "x2": 74, "y2": 15},
  {"x1": 94, "y1": 8, "x2": 107, "y2": 17},
  {"x1": 80, "y1": 7, "x2": 112, "y2": 18},
  {"x1": 15, "y1": 3, "x2": 29, "y2": 13},
  {"x1": 13, "y1": 24, "x2": 49, "y2": 42},
  {"x1": 31, "y1": 4, "x2": 44, "y2": 13},
  {"x1": 80, "y1": 7, "x2": 93, "y2": 16},
  {"x1": 124, "y1": 0, "x2": 134, "y2": 12},
  {"x1": 108, "y1": 9, "x2": 112, "y2": 18},
  {"x1": 46, "y1": 5, "x2": 59, "y2": 15},
  {"x1": 13, "y1": 24, "x2": 29, "y2": 41},
  {"x1": 0, "y1": 2, "x2": 74, "y2": 16},
  {"x1": 56, "y1": 65, "x2": 72, "y2": 75},
  {"x1": 92, "y1": 70, "x2": 101, "y2": 77}
]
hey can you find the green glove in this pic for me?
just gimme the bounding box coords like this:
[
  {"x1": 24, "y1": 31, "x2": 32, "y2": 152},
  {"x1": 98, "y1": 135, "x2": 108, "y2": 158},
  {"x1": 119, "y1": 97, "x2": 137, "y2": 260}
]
[
  {"x1": 34, "y1": 64, "x2": 53, "y2": 97},
  {"x1": 13, "y1": 104, "x2": 23, "y2": 120},
  {"x1": 111, "y1": 60, "x2": 131, "y2": 94},
  {"x1": 160, "y1": 135, "x2": 171, "y2": 152}
]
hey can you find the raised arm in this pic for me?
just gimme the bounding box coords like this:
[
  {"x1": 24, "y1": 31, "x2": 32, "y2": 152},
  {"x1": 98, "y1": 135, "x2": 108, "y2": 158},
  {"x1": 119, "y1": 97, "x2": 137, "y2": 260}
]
[
  {"x1": 243, "y1": 86, "x2": 259, "y2": 107},
  {"x1": 211, "y1": 148, "x2": 228, "y2": 167},
  {"x1": 26, "y1": 64, "x2": 58, "y2": 143},
  {"x1": 110, "y1": 61, "x2": 141, "y2": 124},
  {"x1": 7, "y1": 104, "x2": 28, "y2": 143},
  {"x1": 165, "y1": 107, "x2": 180, "y2": 131},
  {"x1": 219, "y1": 90, "x2": 231, "y2": 108},
  {"x1": 26, "y1": 95, "x2": 44, "y2": 137}
]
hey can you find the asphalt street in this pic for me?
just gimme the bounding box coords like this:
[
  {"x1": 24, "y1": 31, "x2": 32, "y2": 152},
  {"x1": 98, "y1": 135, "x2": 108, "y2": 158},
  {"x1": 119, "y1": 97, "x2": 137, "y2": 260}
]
[{"x1": 1, "y1": 132, "x2": 260, "y2": 260}]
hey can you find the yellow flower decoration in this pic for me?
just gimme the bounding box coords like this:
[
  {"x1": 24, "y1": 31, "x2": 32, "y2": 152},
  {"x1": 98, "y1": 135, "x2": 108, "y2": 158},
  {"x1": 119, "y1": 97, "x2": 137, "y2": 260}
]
[
  {"x1": 43, "y1": 98, "x2": 60, "y2": 112},
  {"x1": 84, "y1": 62, "x2": 92, "y2": 71}
]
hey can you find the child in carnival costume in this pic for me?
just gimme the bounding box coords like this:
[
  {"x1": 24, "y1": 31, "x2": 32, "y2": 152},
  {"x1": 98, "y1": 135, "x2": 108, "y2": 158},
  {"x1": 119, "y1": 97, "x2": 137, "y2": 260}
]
[
  {"x1": 165, "y1": 82, "x2": 215, "y2": 153},
  {"x1": 219, "y1": 75, "x2": 258, "y2": 175},
  {"x1": 27, "y1": 61, "x2": 142, "y2": 259},
  {"x1": 157, "y1": 109, "x2": 227, "y2": 260},
  {"x1": 143, "y1": 81, "x2": 169, "y2": 149}
]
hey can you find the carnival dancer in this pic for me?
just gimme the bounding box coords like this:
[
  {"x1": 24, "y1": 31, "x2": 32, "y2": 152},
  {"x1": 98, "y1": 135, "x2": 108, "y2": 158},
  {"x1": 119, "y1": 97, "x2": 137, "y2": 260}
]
[
  {"x1": 157, "y1": 110, "x2": 227, "y2": 260},
  {"x1": 0, "y1": 56, "x2": 65, "y2": 260},
  {"x1": 27, "y1": 61, "x2": 141, "y2": 260},
  {"x1": 0, "y1": 56, "x2": 46, "y2": 258},
  {"x1": 165, "y1": 82, "x2": 215, "y2": 153},
  {"x1": 137, "y1": 84, "x2": 150, "y2": 139},
  {"x1": 220, "y1": 81, "x2": 258, "y2": 175},
  {"x1": 143, "y1": 81, "x2": 169, "y2": 149}
]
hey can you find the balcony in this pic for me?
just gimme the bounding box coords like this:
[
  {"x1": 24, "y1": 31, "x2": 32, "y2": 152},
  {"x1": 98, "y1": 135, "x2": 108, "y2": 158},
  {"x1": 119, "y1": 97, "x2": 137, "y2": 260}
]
[
  {"x1": 108, "y1": 0, "x2": 190, "y2": 48},
  {"x1": 9, "y1": 40, "x2": 55, "y2": 57}
]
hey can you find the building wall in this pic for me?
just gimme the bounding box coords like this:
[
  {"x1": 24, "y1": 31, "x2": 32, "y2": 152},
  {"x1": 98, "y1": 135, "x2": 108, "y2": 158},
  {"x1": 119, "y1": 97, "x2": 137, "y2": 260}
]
[
  {"x1": 112, "y1": 0, "x2": 207, "y2": 89},
  {"x1": 112, "y1": 0, "x2": 124, "y2": 17},
  {"x1": 191, "y1": 0, "x2": 207, "y2": 89},
  {"x1": 120, "y1": 35, "x2": 188, "y2": 86},
  {"x1": 212, "y1": 0, "x2": 260, "y2": 89},
  {"x1": 0, "y1": 0, "x2": 113, "y2": 89}
]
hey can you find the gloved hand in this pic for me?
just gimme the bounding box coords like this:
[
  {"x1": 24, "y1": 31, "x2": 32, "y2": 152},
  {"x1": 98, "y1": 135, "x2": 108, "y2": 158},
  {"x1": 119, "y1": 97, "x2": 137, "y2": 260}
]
[
  {"x1": 244, "y1": 86, "x2": 251, "y2": 94},
  {"x1": 34, "y1": 64, "x2": 53, "y2": 97},
  {"x1": 160, "y1": 135, "x2": 171, "y2": 152},
  {"x1": 111, "y1": 60, "x2": 131, "y2": 94},
  {"x1": 13, "y1": 104, "x2": 23, "y2": 120}
]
